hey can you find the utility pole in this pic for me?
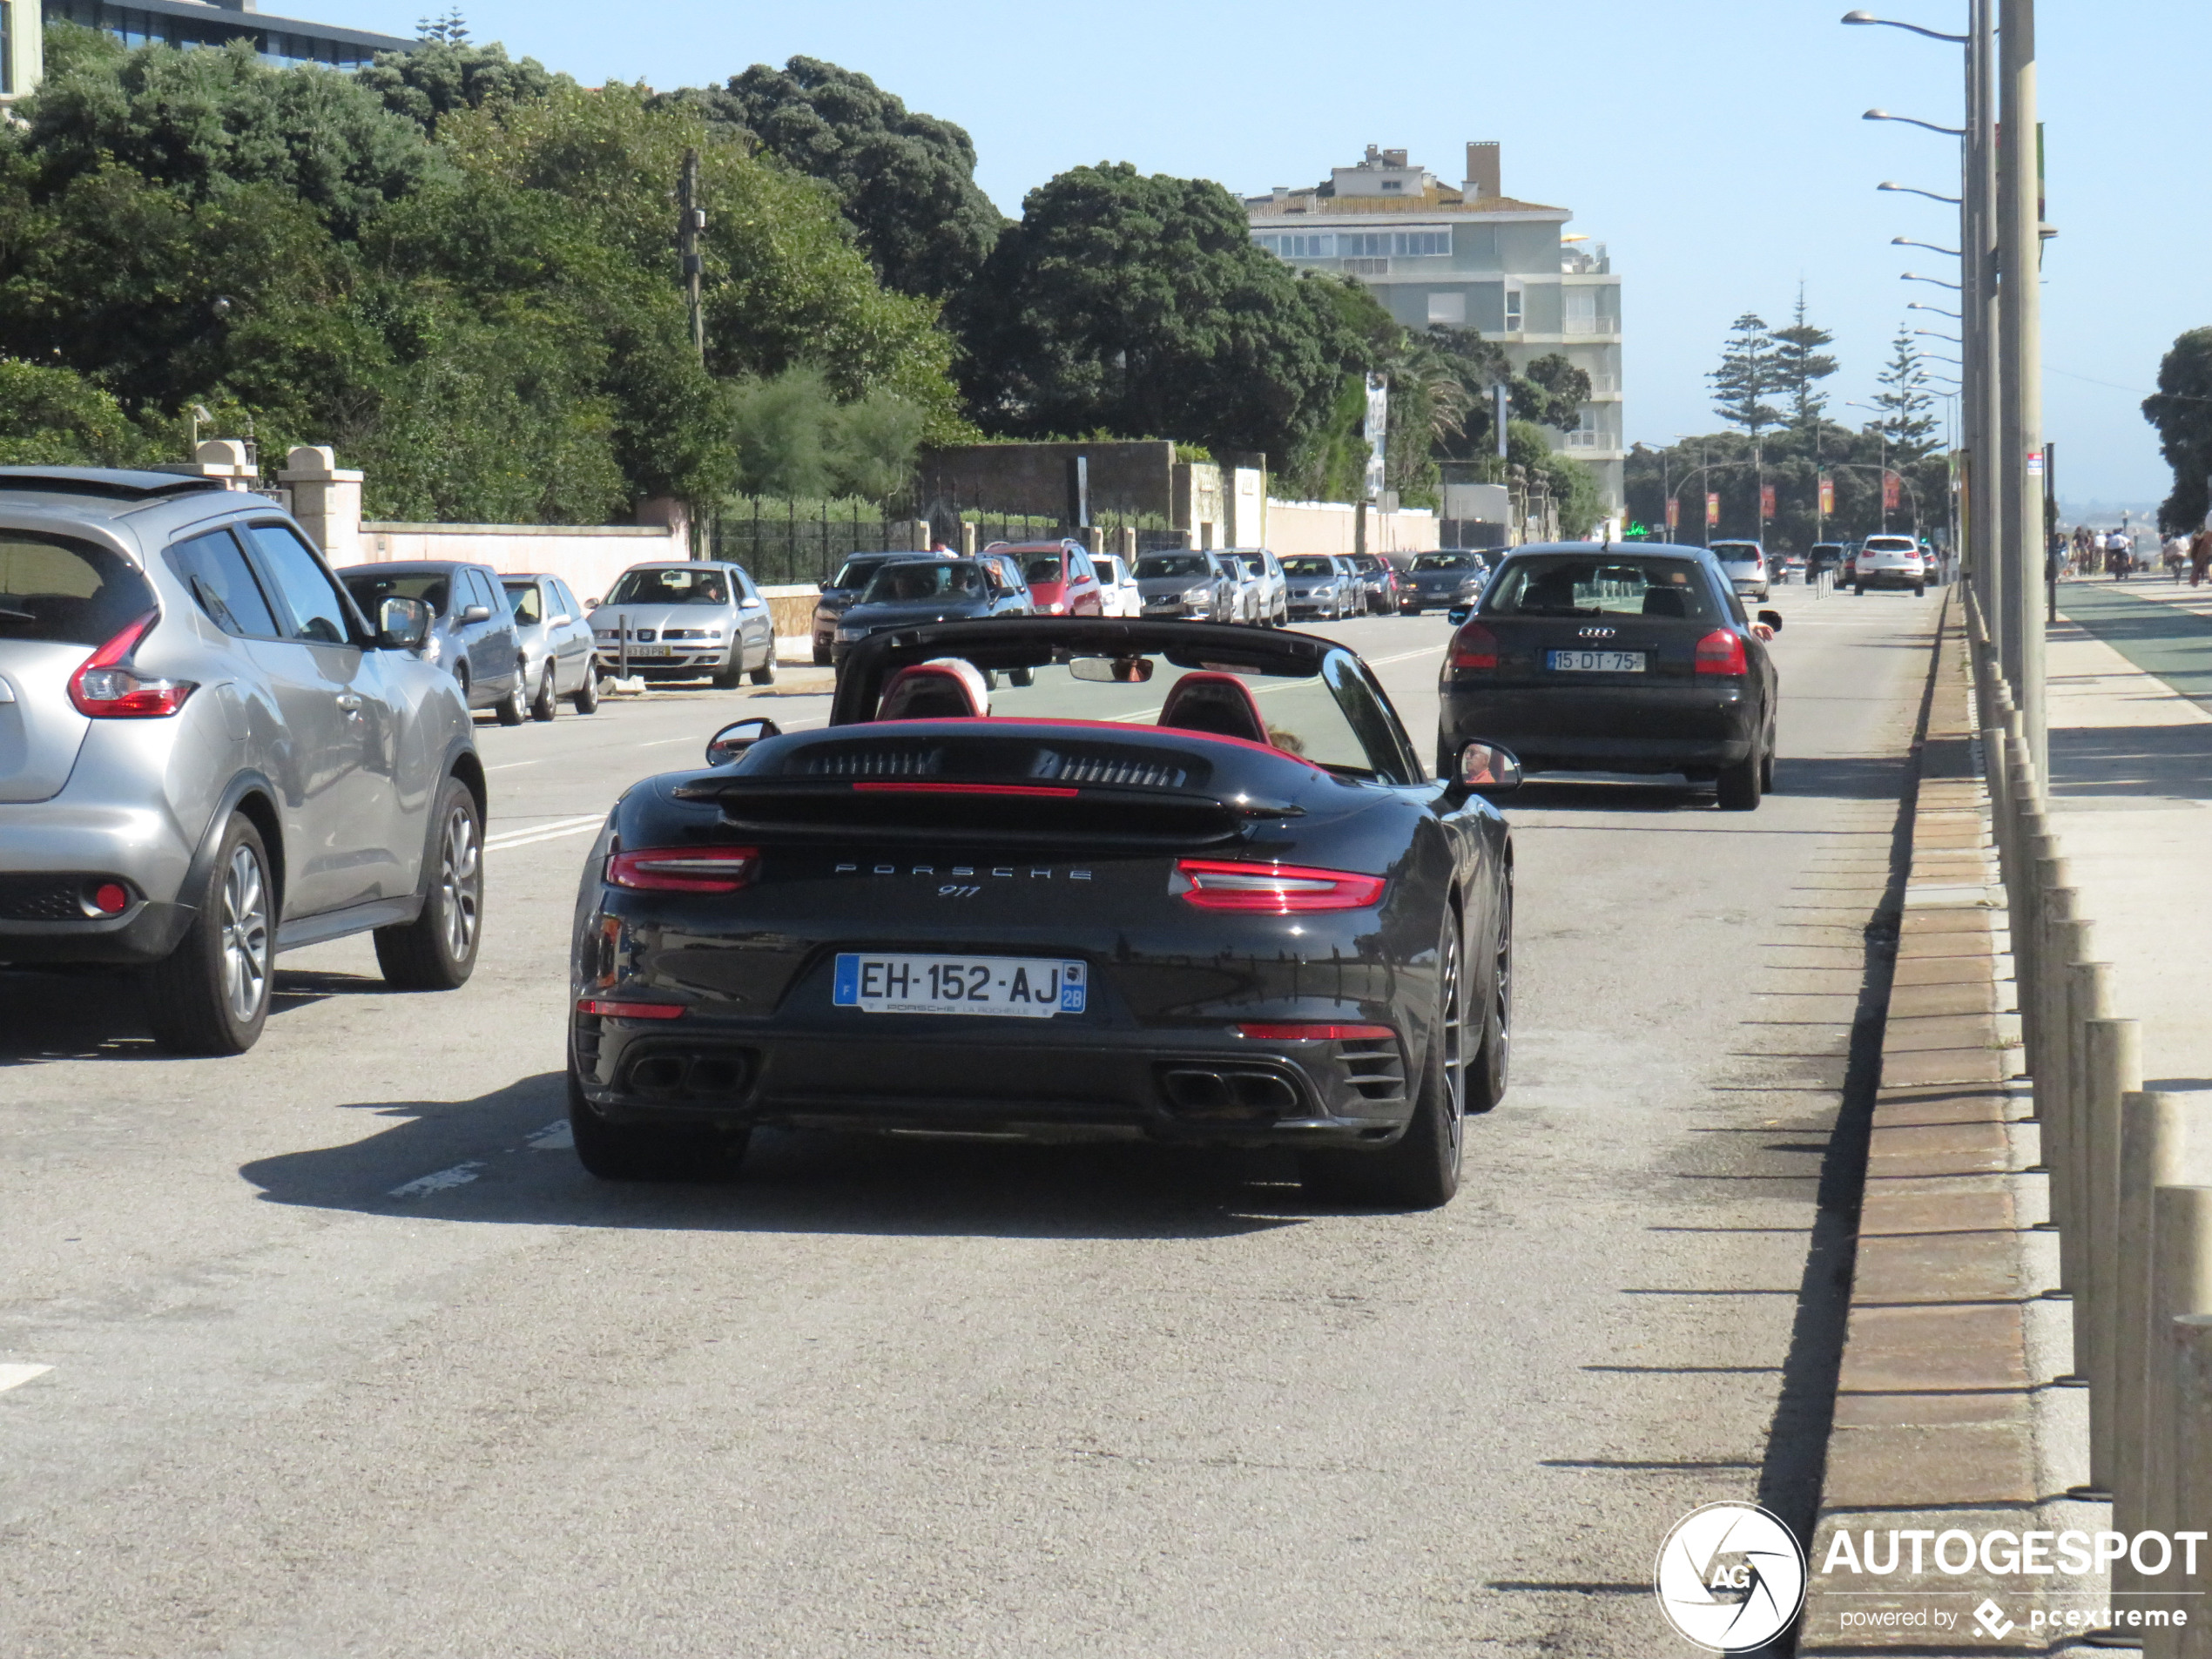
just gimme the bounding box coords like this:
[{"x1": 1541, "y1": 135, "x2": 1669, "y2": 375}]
[
  {"x1": 678, "y1": 147, "x2": 705, "y2": 364},
  {"x1": 1970, "y1": 0, "x2": 2003, "y2": 672},
  {"x1": 1999, "y1": 0, "x2": 2046, "y2": 777}
]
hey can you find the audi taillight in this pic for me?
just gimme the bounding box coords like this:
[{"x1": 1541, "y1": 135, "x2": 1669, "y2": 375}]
[
  {"x1": 1694, "y1": 629, "x2": 1748, "y2": 677},
  {"x1": 604, "y1": 846, "x2": 759, "y2": 893},
  {"x1": 69, "y1": 613, "x2": 195, "y2": 717},
  {"x1": 1175, "y1": 859, "x2": 1386, "y2": 913},
  {"x1": 1448, "y1": 620, "x2": 1498, "y2": 671}
]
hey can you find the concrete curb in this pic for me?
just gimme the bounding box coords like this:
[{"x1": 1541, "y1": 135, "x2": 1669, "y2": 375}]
[{"x1": 1796, "y1": 603, "x2": 2106, "y2": 1656}]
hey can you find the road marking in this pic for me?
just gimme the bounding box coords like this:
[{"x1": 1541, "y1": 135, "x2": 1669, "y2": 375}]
[
  {"x1": 0, "y1": 1363, "x2": 52, "y2": 1394},
  {"x1": 526, "y1": 1120, "x2": 575, "y2": 1151},
  {"x1": 388, "y1": 1162, "x2": 484, "y2": 1198},
  {"x1": 487, "y1": 759, "x2": 542, "y2": 772},
  {"x1": 485, "y1": 814, "x2": 604, "y2": 853},
  {"x1": 1365, "y1": 643, "x2": 1448, "y2": 667}
]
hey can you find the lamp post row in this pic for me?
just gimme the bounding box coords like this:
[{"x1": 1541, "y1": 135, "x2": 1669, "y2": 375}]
[{"x1": 1848, "y1": 0, "x2": 2043, "y2": 778}]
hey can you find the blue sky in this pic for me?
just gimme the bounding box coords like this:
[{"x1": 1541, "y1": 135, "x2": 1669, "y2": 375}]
[{"x1": 326, "y1": 0, "x2": 2204, "y2": 509}]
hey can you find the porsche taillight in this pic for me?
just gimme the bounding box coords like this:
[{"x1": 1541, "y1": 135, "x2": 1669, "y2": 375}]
[
  {"x1": 1694, "y1": 629, "x2": 1749, "y2": 677},
  {"x1": 1175, "y1": 859, "x2": 1386, "y2": 913},
  {"x1": 604, "y1": 846, "x2": 759, "y2": 892},
  {"x1": 1448, "y1": 620, "x2": 1498, "y2": 671},
  {"x1": 69, "y1": 613, "x2": 195, "y2": 717}
]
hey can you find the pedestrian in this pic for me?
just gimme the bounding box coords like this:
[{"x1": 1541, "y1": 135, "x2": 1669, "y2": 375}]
[
  {"x1": 2165, "y1": 535, "x2": 2188, "y2": 582},
  {"x1": 2107, "y1": 529, "x2": 2131, "y2": 581},
  {"x1": 2190, "y1": 526, "x2": 2212, "y2": 589}
]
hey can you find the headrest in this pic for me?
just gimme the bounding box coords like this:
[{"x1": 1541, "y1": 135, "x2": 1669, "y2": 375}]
[
  {"x1": 1641, "y1": 587, "x2": 1688, "y2": 618},
  {"x1": 878, "y1": 658, "x2": 990, "y2": 721},
  {"x1": 1157, "y1": 671, "x2": 1269, "y2": 746}
]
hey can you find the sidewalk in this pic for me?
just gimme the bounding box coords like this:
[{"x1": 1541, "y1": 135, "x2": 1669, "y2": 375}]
[{"x1": 2047, "y1": 579, "x2": 2212, "y2": 1094}]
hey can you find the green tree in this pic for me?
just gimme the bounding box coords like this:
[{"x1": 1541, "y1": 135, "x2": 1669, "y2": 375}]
[
  {"x1": 2144, "y1": 327, "x2": 2212, "y2": 533},
  {"x1": 1710, "y1": 313, "x2": 1781, "y2": 445},
  {"x1": 1871, "y1": 326, "x2": 1939, "y2": 459},
  {"x1": 954, "y1": 164, "x2": 1373, "y2": 469},
  {"x1": 668, "y1": 57, "x2": 1002, "y2": 300},
  {"x1": 358, "y1": 37, "x2": 567, "y2": 135},
  {"x1": 1625, "y1": 426, "x2": 1948, "y2": 551},
  {"x1": 0, "y1": 357, "x2": 146, "y2": 464},
  {"x1": 1770, "y1": 287, "x2": 1838, "y2": 435}
]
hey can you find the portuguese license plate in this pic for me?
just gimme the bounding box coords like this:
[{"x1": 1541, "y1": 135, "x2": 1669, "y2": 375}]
[
  {"x1": 833, "y1": 953, "x2": 1088, "y2": 1018},
  {"x1": 1548, "y1": 649, "x2": 1645, "y2": 673}
]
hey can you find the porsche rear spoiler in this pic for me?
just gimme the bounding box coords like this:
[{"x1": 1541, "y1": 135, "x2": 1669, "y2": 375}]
[{"x1": 667, "y1": 775, "x2": 1302, "y2": 850}]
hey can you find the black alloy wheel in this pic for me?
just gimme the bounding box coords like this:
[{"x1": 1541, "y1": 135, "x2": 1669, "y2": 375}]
[
  {"x1": 141, "y1": 812, "x2": 274, "y2": 1055},
  {"x1": 1300, "y1": 910, "x2": 1467, "y2": 1209},
  {"x1": 566, "y1": 1062, "x2": 751, "y2": 1181},
  {"x1": 374, "y1": 778, "x2": 483, "y2": 989}
]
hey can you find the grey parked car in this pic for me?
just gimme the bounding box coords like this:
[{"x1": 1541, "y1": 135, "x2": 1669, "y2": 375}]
[
  {"x1": 338, "y1": 561, "x2": 527, "y2": 725},
  {"x1": 590, "y1": 561, "x2": 775, "y2": 687},
  {"x1": 1280, "y1": 555, "x2": 1358, "y2": 621},
  {"x1": 1399, "y1": 550, "x2": 1491, "y2": 614},
  {"x1": 0, "y1": 468, "x2": 485, "y2": 1055},
  {"x1": 1135, "y1": 550, "x2": 1235, "y2": 619},
  {"x1": 501, "y1": 572, "x2": 598, "y2": 719}
]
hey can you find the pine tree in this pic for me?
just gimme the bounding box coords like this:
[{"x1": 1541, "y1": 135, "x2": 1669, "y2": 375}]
[
  {"x1": 1710, "y1": 314, "x2": 1781, "y2": 444},
  {"x1": 1871, "y1": 327, "x2": 1939, "y2": 459},
  {"x1": 1770, "y1": 287, "x2": 1838, "y2": 435}
]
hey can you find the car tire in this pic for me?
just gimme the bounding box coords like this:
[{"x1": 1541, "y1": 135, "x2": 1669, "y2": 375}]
[
  {"x1": 1300, "y1": 910, "x2": 1467, "y2": 1210},
  {"x1": 1759, "y1": 736, "x2": 1777, "y2": 794},
  {"x1": 1914, "y1": 583, "x2": 1925, "y2": 597},
  {"x1": 571, "y1": 667, "x2": 600, "y2": 715},
  {"x1": 373, "y1": 777, "x2": 483, "y2": 991},
  {"x1": 530, "y1": 665, "x2": 558, "y2": 722},
  {"x1": 568, "y1": 1063, "x2": 750, "y2": 1182},
  {"x1": 1467, "y1": 883, "x2": 1511, "y2": 1113},
  {"x1": 1854, "y1": 583, "x2": 1865, "y2": 597},
  {"x1": 1716, "y1": 748, "x2": 1763, "y2": 812},
  {"x1": 1009, "y1": 667, "x2": 1035, "y2": 687},
  {"x1": 711, "y1": 658, "x2": 745, "y2": 690},
  {"x1": 452, "y1": 664, "x2": 470, "y2": 709},
  {"x1": 749, "y1": 646, "x2": 777, "y2": 686},
  {"x1": 813, "y1": 645, "x2": 832, "y2": 667},
  {"x1": 495, "y1": 675, "x2": 527, "y2": 725},
  {"x1": 140, "y1": 811, "x2": 274, "y2": 1056}
]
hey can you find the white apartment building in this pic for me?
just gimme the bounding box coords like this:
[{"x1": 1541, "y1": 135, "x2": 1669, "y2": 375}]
[{"x1": 1246, "y1": 142, "x2": 1624, "y2": 512}]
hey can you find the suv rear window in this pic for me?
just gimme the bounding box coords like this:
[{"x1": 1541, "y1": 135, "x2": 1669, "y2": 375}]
[{"x1": 0, "y1": 533, "x2": 156, "y2": 646}]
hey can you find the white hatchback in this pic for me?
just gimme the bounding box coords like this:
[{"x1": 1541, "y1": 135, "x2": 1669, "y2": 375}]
[
  {"x1": 1092, "y1": 552, "x2": 1143, "y2": 617},
  {"x1": 1855, "y1": 535, "x2": 1927, "y2": 596}
]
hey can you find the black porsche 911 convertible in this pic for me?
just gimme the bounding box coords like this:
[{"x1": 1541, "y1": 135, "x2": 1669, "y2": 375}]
[{"x1": 566, "y1": 618, "x2": 1518, "y2": 1208}]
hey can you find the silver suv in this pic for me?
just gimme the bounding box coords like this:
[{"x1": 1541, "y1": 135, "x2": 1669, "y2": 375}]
[{"x1": 0, "y1": 469, "x2": 485, "y2": 1055}]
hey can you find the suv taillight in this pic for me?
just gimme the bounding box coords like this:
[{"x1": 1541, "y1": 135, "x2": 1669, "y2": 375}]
[
  {"x1": 69, "y1": 613, "x2": 195, "y2": 717},
  {"x1": 1448, "y1": 620, "x2": 1498, "y2": 671},
  {"x1": 1694, "y1": 629, "x2": 1748, "y2": 677}
]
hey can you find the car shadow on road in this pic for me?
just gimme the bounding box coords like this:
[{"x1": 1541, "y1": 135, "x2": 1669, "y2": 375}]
[
  {"x1": 234, "y1": 1070, "x2": 1399, "y2": 1240},
  {"x1": 0, "y1": 965, "x2": 371, "y2": 1064}
]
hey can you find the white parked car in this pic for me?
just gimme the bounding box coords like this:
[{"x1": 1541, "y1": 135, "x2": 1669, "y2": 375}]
[
  {"x1": 1093, "y1": 551, "x2": 1143, "y2": 617},
  {"x1": 1854, "y1": 535, "x2": 1928, "y2": 597}
]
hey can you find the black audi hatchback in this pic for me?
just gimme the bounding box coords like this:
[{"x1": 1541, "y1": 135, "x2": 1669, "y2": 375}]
[{"x1": 1437, "y1": 543, "x2": 1781, "y2": 809}]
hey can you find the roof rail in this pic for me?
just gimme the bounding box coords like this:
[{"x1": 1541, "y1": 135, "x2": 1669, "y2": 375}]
[{"x1": 0, "y1": 468, "x2": 233, "y2": 502}]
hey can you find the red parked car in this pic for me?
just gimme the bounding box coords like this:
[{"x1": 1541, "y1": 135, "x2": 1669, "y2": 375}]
[{"x1": 992, "y1": 540, "x2": 1105, "y2": 616}]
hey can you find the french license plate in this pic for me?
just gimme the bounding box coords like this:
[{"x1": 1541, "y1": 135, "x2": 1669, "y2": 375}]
[
  {"x1": 833, "y1": 953, "x2": 1088, "y2": 1018},
  {"x1": 1548, "y1": 650, "x2": 1645, "y2": 673}
]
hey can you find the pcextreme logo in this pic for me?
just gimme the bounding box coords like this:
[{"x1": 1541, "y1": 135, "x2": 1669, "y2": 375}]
[{"x1": 1654, "y1": 1502, "x2": 1808, "y2": 1652}]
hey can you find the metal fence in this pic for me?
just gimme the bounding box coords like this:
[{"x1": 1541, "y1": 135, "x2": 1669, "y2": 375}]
[{"x1": 708, "y1": 498, "x2": 1072, "y2": 585}]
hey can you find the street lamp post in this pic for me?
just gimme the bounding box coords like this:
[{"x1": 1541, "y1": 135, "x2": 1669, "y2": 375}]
[
  {"x1": 1998, "y1": 0, "x2": 2046, "y2": 778},
  {"x1": 1847, "y1": 401, "x2": 1893, "y2": 534}
]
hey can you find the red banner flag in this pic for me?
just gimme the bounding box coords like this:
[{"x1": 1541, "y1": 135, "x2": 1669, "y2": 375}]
[
  {"x1": 1882, "y1": 472, "x2": 1902, "y2": 510},
  {"x1": 1665, "y1": 496, "x2": 1679, "y2": 531},
  {"x1": 1706, "y1": 491, "x2": 1720, "y2": 528},
  {"x1": 1759, "y1": 482, "x2": 1777, "y2": 520},
  {"x1": 1818, "y1": 473, "x2": 1835, "y2": 516}
]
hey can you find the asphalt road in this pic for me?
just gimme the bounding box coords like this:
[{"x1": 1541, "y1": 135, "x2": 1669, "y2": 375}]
[{"x1": 0, "y1": 580, "x2": 1939, "y2": 1657}]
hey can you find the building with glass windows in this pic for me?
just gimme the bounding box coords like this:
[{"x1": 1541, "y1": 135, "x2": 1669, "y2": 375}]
[
  {"x1": 1247, "y1": 144, "x2": 1624, "y2": 513},
  {"x1": 3, "y1": 0, "x2": 412, "y2": 101}
]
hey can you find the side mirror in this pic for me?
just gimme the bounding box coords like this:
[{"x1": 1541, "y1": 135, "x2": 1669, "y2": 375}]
[
  {"x1": 584, "y1": 597, "x2": 599, "y2": 610},
  {"x1": 376, "y1": 596, "x2": 432, "y2": 651},
  {"x1": 818, "y1": 579, "x2": 833, "y2": 592},
  {"x1": 1757, "y1": 609, "x2": 1784, "y2": 633},
  {"x1": 461, "y1": 604, "x2": 492, "y2": 624},
  {"x1": 1445, "y1": 604, "x2": 1473, "y2": 626},
  {"x1": 1447, "y1": 739, "x2": 1522, "y2": 799},
  {"x1": 705, "y1": 716, "x2": 781, "y2": 767},
  {"x1": 549, "y1": 614, "x2": 571, "y2": 628}
]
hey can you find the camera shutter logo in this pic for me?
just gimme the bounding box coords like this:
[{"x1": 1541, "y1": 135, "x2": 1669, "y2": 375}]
[{"x1": 1653, "y1": 1501, "x2": 1806, "y2": 1652}]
